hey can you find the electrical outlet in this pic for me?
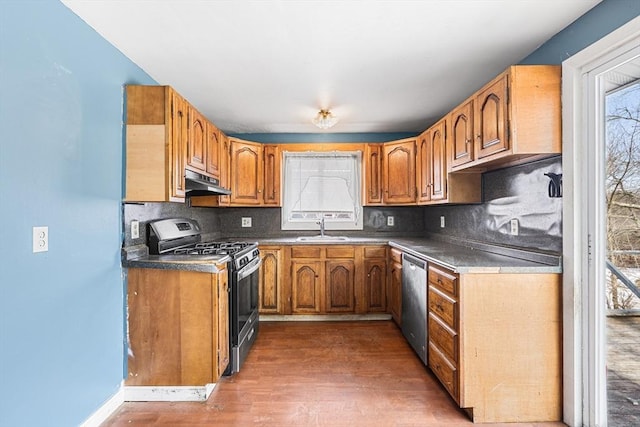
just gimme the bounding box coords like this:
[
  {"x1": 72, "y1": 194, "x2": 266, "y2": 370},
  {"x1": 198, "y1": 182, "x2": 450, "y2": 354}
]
[
  {"x1": 510, "y1": 219, "x2": 519, "y2": 236},
  {"x1": 241, "y1": 217, "x2": 252, "y2": 228},
  {"x1": 131, "y1": 220, "x2": 140, "y2": 239},
  {"x1": 440, "y1": 216, "x2": 445, "y2": 228},
  {"x1": 33, "y1": 226, "x2": 48, "y2": 253},
  {"x1": 387, "y1": 216, "x2": 395, "y2": 226}
]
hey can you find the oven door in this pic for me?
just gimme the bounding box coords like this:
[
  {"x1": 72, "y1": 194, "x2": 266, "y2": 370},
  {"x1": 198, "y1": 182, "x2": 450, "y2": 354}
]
[{"x1": 230, "y1": 255, "x2": 261, "y2": 373}]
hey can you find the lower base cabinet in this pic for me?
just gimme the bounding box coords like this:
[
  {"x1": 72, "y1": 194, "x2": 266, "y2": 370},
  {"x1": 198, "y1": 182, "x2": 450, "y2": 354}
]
[
  {"x1": 426, "y1": 263, "x2": 562, "y2": 423},
  {"x1": 126, "y1": 267, "x2": 229, "y2": 386},
  {"x1": 388, "y1": 248, "x2": 403, "y2": 325}
]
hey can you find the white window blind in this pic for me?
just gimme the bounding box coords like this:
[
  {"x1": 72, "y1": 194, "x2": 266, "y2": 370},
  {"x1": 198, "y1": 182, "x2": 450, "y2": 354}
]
[{"x1": 282, "y1": 151, "x2": 363, "y2": 231}]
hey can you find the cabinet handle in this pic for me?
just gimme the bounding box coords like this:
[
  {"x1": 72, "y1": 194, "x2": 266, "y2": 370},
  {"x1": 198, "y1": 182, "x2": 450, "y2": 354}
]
[
  {"x1": 465, "y1": 139, "x2": 470, "y2": 145},
  {"x1": 476, "y1": 133, "x2": 481, "y2": 139}
]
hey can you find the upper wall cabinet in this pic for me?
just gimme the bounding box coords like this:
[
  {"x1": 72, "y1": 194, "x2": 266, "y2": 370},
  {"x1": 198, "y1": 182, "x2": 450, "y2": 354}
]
[
  {"x1": 125, "y1": 85, "x2": 188, "y2": 202},
  {"x1": 382, "y1": 138, "x2": 417, "y2": 205},
  {"x1": 364, "y1": 144, "x2": 384, "y2": 205},
  {"x1": 230, "y1": 139, "x2": 263, "y2": 205},
  {"x1": 187, "y1": 106, "x2": 208, "y2": 173},
  {"x1": 450, "y1": 65, "x2": 561, "y2": 172},
  {"x1": 417, "y1": 119, "x2": 447, "y2": 204},
  {"x1": 207, "y1": 122, "x2": 221, "y2": 179},
  {"x1": 263, "y1": 145, "x2": 281, "y2": 206}
]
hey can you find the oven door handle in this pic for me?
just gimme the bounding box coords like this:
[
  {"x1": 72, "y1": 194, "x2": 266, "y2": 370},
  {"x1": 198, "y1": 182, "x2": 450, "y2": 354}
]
[{"x1": 237, "y1": 256, "x2": 262, "y2": 280}]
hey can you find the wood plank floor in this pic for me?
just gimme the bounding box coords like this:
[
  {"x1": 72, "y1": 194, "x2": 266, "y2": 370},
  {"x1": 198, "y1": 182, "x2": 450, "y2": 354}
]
[{"x1": 103, "y1": 321, "x2": 567, "y2": 426}]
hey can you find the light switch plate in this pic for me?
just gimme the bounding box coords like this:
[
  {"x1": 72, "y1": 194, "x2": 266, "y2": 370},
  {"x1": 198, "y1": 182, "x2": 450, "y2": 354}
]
[
  {"x1": 33, "y1": 226, "x2": 49, "y2": 253},
  {"x1": 387, "y1": 216, "x2": 394, "y2": 226},
  {"x1": 440, "y1": 216, "x2": 445, "y2": 228},
  {"x1": 241, "y1": 217, "x2": 252, "y2": 227}
]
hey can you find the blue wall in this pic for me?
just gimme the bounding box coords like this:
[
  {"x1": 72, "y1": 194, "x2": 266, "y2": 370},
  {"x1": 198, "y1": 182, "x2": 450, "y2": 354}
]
[
  {"x1": 521, "y1": 0, "x2": 640, "y2": 64},
  {"x1": 0, "y1": 1, "x2": 155, "y2": 425}
]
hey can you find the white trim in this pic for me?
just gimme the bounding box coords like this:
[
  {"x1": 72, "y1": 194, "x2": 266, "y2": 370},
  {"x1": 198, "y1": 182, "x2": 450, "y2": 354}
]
[
  {"x1": 123, "y1": 383, "x2": 217, "y2": 402},
  {"x1": 79, "y1": 385, "x2": 124, "y2": 427},
  {"x1": 562, "y1": 15, "x2": 640, "y2": 427}
]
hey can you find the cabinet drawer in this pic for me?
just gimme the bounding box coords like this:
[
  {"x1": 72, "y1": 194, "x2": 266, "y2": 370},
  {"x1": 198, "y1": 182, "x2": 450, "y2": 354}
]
[
  {"x1": 326, "y1": 246, "x2": 355, "y2": 258},
  {"x1": 428, "y1": 264, "x2": 458, "y2": 296},
  {"x1": 428, "y1": 313, "x2": 458, "y2": 363},
  {"x1": 364, "y1": 246, "x2": 386, "y2": 258},
  {"x1": 390, "y1": 248, "x2": 403, "y2": 264},
  {"x1": 291, "y1": 246, "x2": 322, "y2": 258},
  {"x1": 428, "y1": 286, "x2": 457, "y2": 329},
  {"x1": 428, "y1": 342, "x2": 459, "y2": 402}
]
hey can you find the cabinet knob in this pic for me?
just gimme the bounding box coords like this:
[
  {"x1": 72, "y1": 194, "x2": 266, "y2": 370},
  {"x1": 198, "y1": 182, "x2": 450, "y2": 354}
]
[{"x1": 476, "y1": 133, "x2": 481, "y2": 139}]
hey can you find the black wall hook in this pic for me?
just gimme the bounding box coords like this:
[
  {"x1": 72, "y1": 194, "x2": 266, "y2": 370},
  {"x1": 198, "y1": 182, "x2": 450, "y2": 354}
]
[{"x1": 544, "y1": 173, "x2": 562, "y2": 198}]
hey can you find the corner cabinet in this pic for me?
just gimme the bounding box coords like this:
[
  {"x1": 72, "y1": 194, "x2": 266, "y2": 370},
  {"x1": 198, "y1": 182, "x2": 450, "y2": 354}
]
[
  {"x1": 126, "y1": 266, "x2": 229, "y2": 386},
  {"x1": 125, "y1": 85, "x2": 187, "y2": 202},
  {"x1": 450, "y1": 65, "x2": 561, "y2": 171},
  {"x1": 417, "y1": 120, "x2": 447, "y2": 204}
]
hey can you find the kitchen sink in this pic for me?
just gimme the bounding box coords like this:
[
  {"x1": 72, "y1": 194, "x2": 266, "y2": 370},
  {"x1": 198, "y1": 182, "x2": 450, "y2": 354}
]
[{"x1": 295, "y1": 235, "x2": 350, "y2": 242}]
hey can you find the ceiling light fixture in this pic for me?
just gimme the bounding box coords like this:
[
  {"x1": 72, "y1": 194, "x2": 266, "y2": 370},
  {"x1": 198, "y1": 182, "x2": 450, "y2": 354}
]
[{"x1": 312, "y1": 109, "x2": 338, "y2": 129}]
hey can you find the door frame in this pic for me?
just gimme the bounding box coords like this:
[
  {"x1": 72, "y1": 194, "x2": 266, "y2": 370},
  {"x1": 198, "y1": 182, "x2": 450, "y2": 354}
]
[{"x1": 562, "y1": 16, "x2": 640, "y2": 427}]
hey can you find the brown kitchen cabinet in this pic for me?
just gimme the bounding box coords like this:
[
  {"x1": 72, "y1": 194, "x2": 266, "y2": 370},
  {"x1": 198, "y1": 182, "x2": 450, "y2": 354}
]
[
  {"x1": 124, "y1": 85, "x2": 188, "y2": 202},
  {"x1": 218, "y1": 133, "x2": 231, "y2": 206},
  {"x1": 363, "y1": 246, "x2": 387, "y2": 312},
  {"x1": 258, "y1": 246, "x2": 283, "y2": 314},
  {"x1": 287, "y1": 245, "x2": 359, "y2": 315},
  {"x1": 423, "y1": 263, "x2": 562, "y2": 423},
  {"x1": 427, "y1": 264, "x2": 460, "y2": 404},
  {"x1": 388, "y1": 248, "x2": 403, "y2": 325},
  {"x1": 230, "y1": 138, "x2": 263, "y2": 205},
  {"x1": 382, "y1": 138, "x2": 416, "y2": 205},
  {"x1": 187, "y1": 106, "x2": 207, "y2": 173},
  {"x1": 291, "y1": 260, "x2": 323, "y2": 313},
  {"x1": 417, "y1": 119, "x2": 447, "y2": 204},
  {"x1": 262, "y1": 144, "x2": 281, "y2": 205},
  {"x1": 364, "y1": 144, "x2": 384, "y2": 205},
  {"x1": 206, "y1": 122, "x2": 221, "y2": 179},
  {"x1": 126, "y1": 266, "x2": 229, "y2": 386},
  {"x1": 450, "y1": 65, "x2": 561, "y2": 171}
]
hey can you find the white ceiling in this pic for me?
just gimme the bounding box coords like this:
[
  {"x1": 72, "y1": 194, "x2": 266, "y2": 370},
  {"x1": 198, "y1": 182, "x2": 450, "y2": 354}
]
[{"x1": 61, "y1": 0, "x2": 601, "y2": 135}]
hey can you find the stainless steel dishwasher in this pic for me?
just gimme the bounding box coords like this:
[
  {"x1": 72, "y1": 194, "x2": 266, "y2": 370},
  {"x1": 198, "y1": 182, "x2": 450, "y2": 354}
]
[{"x1": 401, "y1": 253, "x2": 428, "y2": 364}]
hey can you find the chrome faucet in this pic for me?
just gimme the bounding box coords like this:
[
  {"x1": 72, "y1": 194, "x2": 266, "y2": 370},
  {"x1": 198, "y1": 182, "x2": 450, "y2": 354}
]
[{"x1": 317, "y1": 216, "x2": 325, "y2": 237}]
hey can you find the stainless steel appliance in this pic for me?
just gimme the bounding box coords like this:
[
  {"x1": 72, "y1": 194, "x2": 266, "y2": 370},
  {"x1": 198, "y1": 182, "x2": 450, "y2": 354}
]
[
  {"x1": 401, "y1": 253, "x2": 428, "y2": 364},
  {"x1": 147, "y1": 218, "x2": 260, "y2": 375}
]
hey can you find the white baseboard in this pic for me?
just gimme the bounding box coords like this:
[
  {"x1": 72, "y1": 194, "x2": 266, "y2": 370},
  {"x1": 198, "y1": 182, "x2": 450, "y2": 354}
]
[
  {"x1": 260, "y1": 313, "x2": 392, "y2": 321},
  {"x1": 80, "y1": 384, "x2": 125, "y2": 427},
  {"x1": 123, "y1": 383, "x2": 217, "y2": 402}
]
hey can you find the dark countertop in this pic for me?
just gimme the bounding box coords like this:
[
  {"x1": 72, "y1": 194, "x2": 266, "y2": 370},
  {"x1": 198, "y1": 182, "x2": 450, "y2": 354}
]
[
  {"x1": 256, "y1": 235, "x2": 562, "y2": 274},
  {"x1": 123, "y1": 253, "x2": 230, "y2": 274},
  {"x1": 122, "y1": 235, "x2": 561, "y2": 274}
]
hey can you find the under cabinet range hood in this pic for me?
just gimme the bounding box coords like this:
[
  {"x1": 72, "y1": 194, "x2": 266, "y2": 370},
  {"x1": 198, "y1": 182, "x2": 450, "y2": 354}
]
[{"x1": 184, "y1": 169, "x2": 231, "y2": 197}]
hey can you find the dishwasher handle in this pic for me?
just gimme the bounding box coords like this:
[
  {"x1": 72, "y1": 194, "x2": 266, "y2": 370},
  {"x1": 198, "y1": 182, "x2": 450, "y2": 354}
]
[{"x1": 402, "y1": 253, "x2": 427, "y2": 271}]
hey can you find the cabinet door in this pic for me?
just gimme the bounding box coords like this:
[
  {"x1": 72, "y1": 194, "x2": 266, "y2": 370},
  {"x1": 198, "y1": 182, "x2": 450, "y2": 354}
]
[
  {"x1": 187, "y1": 107, "x2": 207, "y2": 172},
  {"x1": 218, "y1": 134, "x2": 231, "y2": 206},
  {"x1": 259, "y1": 248, "x2": 281, "y2": 314},
  {"x1": 325, "y1": 260, "x2": 356, "y2": 313},
  {"x1": 429, "y1": 119, "x2": 447, "y2": 201},
  {"x1": 475, "y1": 74, "x2": 508, "y2": 159},
  {"x1": 170, "y1": 90, "x2": 187, "y2": 199},
  {"x1": 230, "y1": 139, "x2": 263, "y2": 205},
  {"x1": 450, "y1": 99, "x2": 474, "y2": 168},
  {"x1": 364, "y1": 259, "x2": 387, "y2": 312},
  {"x1": 291, "y1": 261, "x2": 322, "y2": 313},
  {"x1": 263, "y1": 145, "x2": 280, "y2": 206},
  {"x1": 389, "y1": 261, "x2": 402, "y2": 325},
  {"x1": 416, "y1": 131, "x2": 431, "y2": 204},
  {"x1": 207, "y1": 123, "x2": 221, "y2": 178},
  {"x1": 364, "y1": 144, "x2": 383, "y2": 205},
  {"x1": 383, "y1": 140, "x2": 416, "y2": 204},
  {"x1": 216, "y1": 269, "x2": 229, "y2": 379}
]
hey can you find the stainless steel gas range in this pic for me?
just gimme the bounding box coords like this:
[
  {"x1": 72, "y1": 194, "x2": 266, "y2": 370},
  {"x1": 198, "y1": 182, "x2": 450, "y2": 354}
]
[{"x1": 148, "y1": 218, "x2": 261, "y2": 375}]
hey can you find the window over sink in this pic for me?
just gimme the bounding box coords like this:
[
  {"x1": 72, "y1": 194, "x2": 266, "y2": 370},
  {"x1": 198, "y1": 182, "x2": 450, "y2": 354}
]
[{"x1": 281, "y1": 151, "x2": 363, "y2": 231}]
